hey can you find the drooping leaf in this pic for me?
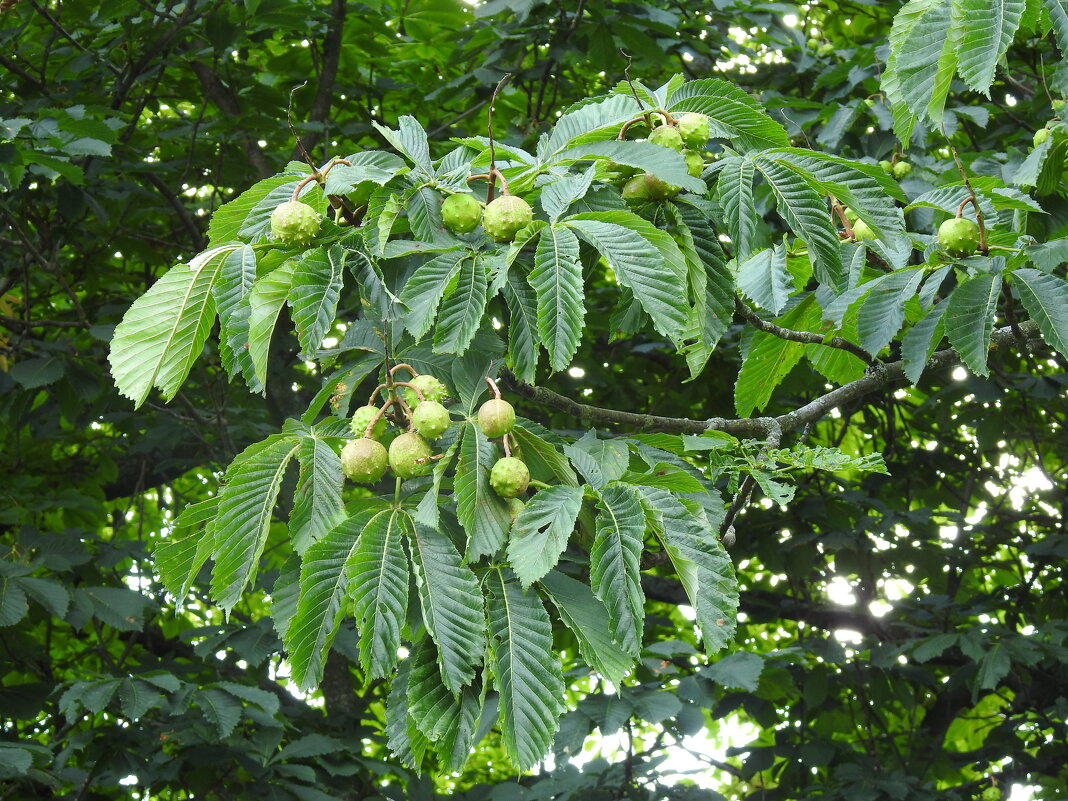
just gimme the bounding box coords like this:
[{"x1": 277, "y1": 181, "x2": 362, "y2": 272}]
[
  {"x1": 210, "y1": 435, "x2": 301, "y2": 614},
  {"x1": 945, "y1": 272, "x2": 1002, "y2": 377},
  {"x1": 348, "y1": 507, "x2": 411, "y2": 679},
  {"x1": 530, "y1": 224, "x2": 585, "y2": 371},
  {"x1": 955, "y1": 0, "x2": 1025, "y2": 94},
  {"x1": 247, "y1": 261, "x2": 297, "y2": 391},
  {"x1": 109, "y1": 246, "x2": 235, "y2": 407},
  {"x1": 1010, "y1": 268, "x2": 1068, "y2": 359},
  {"x1": 289, "y1": 435, "x2": 345, "y2": 555},
  {"x1": 901, "y1": 300, "x2": 948, "y2": 384},
  {"x1": 539, "y1": 570, "x2": 634, "y2": 684},
  {"x1": 407, "y1": 523, "x2": 486, "y2": 694},
  {"x1": 589, "y1": 483, "x2": 647, "y2": 656},
  {"x1": 288, "y1": 245, "x2": 346, "y2": 356},
  {"x1": 485, "y1": 567, "x2": 565, "y2": 770},
  {"x1": 454, "y1": 421, "x2": 513, "y2": 562},
  {"x1": 400, "y1": 251, "x2": 466, "y2": 340},
  {"x1": 153, "y1": 497, "x2": 218, "y2": 603},
  {"x1": 433, "y1": 254, "x2": 488, "y2": 355},
  {"x1": 714, "y1": 156, "x2": 759, "y2": 262}
]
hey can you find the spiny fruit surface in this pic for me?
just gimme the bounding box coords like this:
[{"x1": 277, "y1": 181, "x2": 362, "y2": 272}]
[
  {"x1": 350, "y1": 405, "x2": 387, "y2": 440},
  {"x1": 483, "y1": 194, "x2": 533, "y2": 242},
  {"x1": 270, "y1": 200, "x2": 320, "y2": 245},
  {"x1": 412, "y1": 400, "x2": 451, "y2": 440},
  {"x1": 490, "y1": 457, "x2": 530, "y2": 499},
  {"x1": 1033, "y1": 127, "x2": 1051, "y2": 146},
  {"x1": 622, "y1": 173, "x2": 678, "y2": 202},
  {"x1": 388, "y1": 432, "x2": 432, "y2": 479},
  {"x1": 892, "y1": 160, "x2": 912, "y2": 179},
  {"x1": 441, "y1": 193, "x2": 482, "y2": 234},
  {"x1": 683, "y1": 150, "x2": 704, "y2": 178},
  {"x1": 648, "y1": 125, "x2": 684, "y2": 152},
  {"x1": 677, "y1": 113, "x2": 710, "y2": 147},
  {"x1": 938, "y1": 217, "x2": 980, "y2": 258},
  {"x1": 402, "y1": 374, "x2": 448, "y2": 409},
  {"x1": 341, "y1": 438, "x2": 389, "y2": 484},
  {"x1": 478, "y1": 398, "x2": 516, "y2": 438},
  {"x1": 844, "y1": 208, "x2": 859, "y2": 224},
  {"x1": 878, "y1": 160, "x2": 894, "y2": 175},
  {"x1": 852, "y1": 220, "x2": 876, "y2": 241}
]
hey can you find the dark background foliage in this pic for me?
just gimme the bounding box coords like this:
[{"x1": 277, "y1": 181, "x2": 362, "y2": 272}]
[{"x1": 2, "y1": 0, "x2": 1066, "y2": 798}]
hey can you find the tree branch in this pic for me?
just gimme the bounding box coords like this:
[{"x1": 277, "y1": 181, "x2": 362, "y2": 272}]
[
  {"x1": 735, "y1": 297, "x2": 875, "y2": 365},
  {"x1": 190, "y1": 61, "x2": 274, "y2": 179},
  {"x1": 499, "y1": 321, "x2": 1042, "y2": 438},
  {"x1": 289, "y1": 0, "x2": 345, "y2": 162}
]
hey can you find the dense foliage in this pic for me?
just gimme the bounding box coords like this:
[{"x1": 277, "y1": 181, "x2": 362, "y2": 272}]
[{"x1": 2, "y1": 0, "x2": 1068, "y2": 799}]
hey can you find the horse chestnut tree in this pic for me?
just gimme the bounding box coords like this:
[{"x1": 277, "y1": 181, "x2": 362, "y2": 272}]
[{"x1": 108, "y1": 73, "x2": 1068, "y2": 775}]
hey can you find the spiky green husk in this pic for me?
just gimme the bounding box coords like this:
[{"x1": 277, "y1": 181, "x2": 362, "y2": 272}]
[
  {"x1": 350, "y1": 405, "x2": 387, "y2": 440},
  {"x1": 483, "y1": 195, "x2": 533, "y2": 242},
  {"x1": 622, "y1": 173, "x2": 679, "y2": 203},
  {"x1": 490, "y1": 457, "x2": 530, "y2": 499},
  {"x1": 403, "y1": 374, "x2": 448, "y2": 409},
  {"x1": 677, "y1": 113, "x2": 710, "y2": 148},
  {"x1": 412, "y1": 401, "x2": 451, "y2": 440},
  {"x1": 648, "y1": 125, "x2": 684, "y2": 152},
  {"x1": 270, "y1": 200, "x2": 320, "y2": 245},
  {"x1": 938, "y1": 218, "x2": 980, "y2": 258}
]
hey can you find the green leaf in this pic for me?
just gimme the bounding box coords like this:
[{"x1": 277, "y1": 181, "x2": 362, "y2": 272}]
[
  {"x1": 566, "y1": 216, "x2": 689, "y2": 343},
  {"x1": 738, "y1": 244, "x2": 791, "y2": 315},
  {"x1": 557, "y1": 141, "x2": 705, "y2": 194},
  {"x1": 153, "y1": 497, "x2": 218, "y2": 603},
  {"x1": 247, "y1": 261, "x2": 297, "y2": 391},
  {"x1": 406, "y1": 639, "x2": 483, "y2": 771},
  {"x1": 109, "y1": 246, "x2": 235, "y2": 407},
  {"x1": 901, "y1": 300, "x2": 948, "y2": 384},
  {"x1": 118, "y1": 678, "x2": 162, "y2": 721},
  {"x1": 18, "y1": 577, "x2": 70, "y2": 619},
  {"x1": 543, "y1": 93, "x2": 640, "y2": 153},
  {"x1": 0, "y1": 577, "x2": 28, "y2": 627},
  {"x1": 214, "y1": 244, "x2": 257, "y2": 380},
  {"x1": 486, "y1": 567, "x2": 565, "y2": 770},
  {"x1": 855, "y1": 268, "x2": 924, "y2": 355},
  {"x1": 348, "y1": 507, "x2": 411, "y2": 679},
  {"x1": 667, "y1": 78, "x2": 791, "y2": 151},
  {"x1": 211, "y1": 435, "x2": 301, "y2": 614},
  {"x1": 713, "y1": 156, "x2": 758, "y2": 261},
  {"x1": 509, "y1": 424, "x2": 580, "y2": 487},
  {"x1": 373, "y1": 115, "x2": 432, "y2": 173},
  {"x1": 289, "y1": 435, "x2": 345, "y2": 555},
  {"x1": 1046, "y1": 0, "x2": 1068, "y2": 54},
  {"x1": 1010, "y1": 268, "x2": 1068, "y2": 358},
  {"x1": 385, "y1": 660, "x2": 430, "y2": 770},
  {"x1": 503, "y1": 272, "x2": 540, "y2": 384},
  {"x1": 753, "y1": 157, "x2": 843, "y2": 289},
  {"x1": 956, "y1": 0, "x2": 1025, "y2": 94},
  {"x1": 590, "y1": 483, "x2": 647, "y2": 656},
  {"x1": 945, "y1": 272, "x2": 1002, "y2": 377},
  {"x1": 539, "y1": 570, "x2": 634, "y2": 684},
  {"x1": 641, "y1": 487, "x2": 739, "y2": 654},
  {"x1": 407, "y1": 523, "x2": 486, "y2": 693},
  {"x1": 323, "y1": 151, "x2": 406, "y2": 193},
  {"x1": 81, "y1": 586, "x2": 156, "y2": 632},
  {"x1": 702, "y1": 651, "x2": 764, "y2": 691},
  {"x1": 882, "y1": 0, "x2": 959, "y2": 131},
  {"x1": 433, "y1": 254, "x2": 488, "y2": 355},
  {"x1": 287, "y1": 513, "x2": 362, "y2": 690},
  {"x1": 400, "y1": 251, "x2": 466, "y2": 340},
  {"x1": 531, "y1": 225, "x2": 585, "y2": 371},
  {"x1": 271, "y1": 556, "x2": 301, "y2": 642},
  {"x1": 288, "y1": 245, "x2": 345, "y2": 356},
  {"x1": 196, "y1": 687, "x2": 243, "y2": 738},
  {"x1": 507, "y1": 485, "x2": 584, "y2": 587},
  {"x1": 454, "y1": 422, "x2": 513, "y2": 562}
]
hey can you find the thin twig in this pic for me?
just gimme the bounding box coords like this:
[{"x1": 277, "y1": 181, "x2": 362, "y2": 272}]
[{"x1": 735, "y1": 298, "x2": 875, "y2": 365}]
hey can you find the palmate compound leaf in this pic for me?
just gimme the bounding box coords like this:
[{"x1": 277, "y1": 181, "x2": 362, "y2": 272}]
[
  {"x1": 287, "y1": 245, "x2": 346, "y2": 356},
  {"x1": 210, "y1": 434, "x2": 302, "y2": 615},
  {"x1": 286, "y1": 504, "x2": 395, "y2": 690},
  {"x1": 589, "y1": 482, "x2": 647, "y2": 657},
  {"x1": 109, "y1": 245, "x2": 237, "y2": 407},
  {"x1": 486, "y1": 567, "x2": 566, "y2": 771},
  {"x1": 640, "y1": 487, "x2": 739, "y2": 654},
  {"x1": 506, "y1": 485, "x2": 585, "y2": 587},
  {"x1": 407, "y1": 523, "x2": 486, "y2": 694}
]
